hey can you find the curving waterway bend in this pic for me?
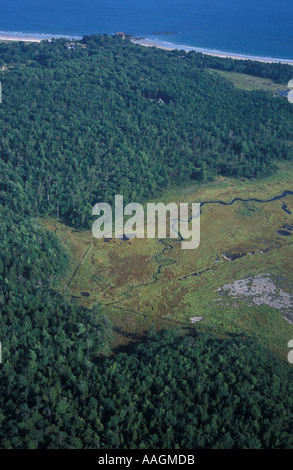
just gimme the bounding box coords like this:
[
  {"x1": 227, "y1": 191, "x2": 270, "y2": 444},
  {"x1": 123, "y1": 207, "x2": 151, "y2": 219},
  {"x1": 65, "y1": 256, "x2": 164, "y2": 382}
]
[
  {"x1": 199, "y1": 190, "x2": 293, "y2": 213},
  {"x1": 106, "y1": 189, "x2": 293, "y2": 308}
]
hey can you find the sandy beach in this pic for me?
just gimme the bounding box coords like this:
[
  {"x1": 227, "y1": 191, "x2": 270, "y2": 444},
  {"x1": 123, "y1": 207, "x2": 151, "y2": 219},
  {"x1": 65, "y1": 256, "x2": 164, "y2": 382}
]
[
  {"x1": 1, "y1": 32, "x2": 293, "y2": 66},
  {"x1": 0, "y1": 33, "x2": 44, "y2": 42},
  {"x1": 131, "y1": 37, "x2": 293, "y2": 66},
  {"x1": 0, "y1": 32, "x2": 80, "y2": 43}
]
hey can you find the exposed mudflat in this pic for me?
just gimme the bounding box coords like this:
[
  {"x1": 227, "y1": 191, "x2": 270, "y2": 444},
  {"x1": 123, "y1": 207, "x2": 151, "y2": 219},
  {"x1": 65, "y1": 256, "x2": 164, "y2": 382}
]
[
  {"x1": 215, "y1": 274, "x2": 293, "y2": 324},
  {"x1": 190, "y1": 316, "x2": 204, "y2": 324}
]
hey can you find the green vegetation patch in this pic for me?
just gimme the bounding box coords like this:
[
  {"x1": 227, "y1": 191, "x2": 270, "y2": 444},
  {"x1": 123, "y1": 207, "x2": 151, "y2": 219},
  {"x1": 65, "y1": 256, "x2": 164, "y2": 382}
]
[{"x1": 46, "y1": 164, "x2": 293, "y2": 357}]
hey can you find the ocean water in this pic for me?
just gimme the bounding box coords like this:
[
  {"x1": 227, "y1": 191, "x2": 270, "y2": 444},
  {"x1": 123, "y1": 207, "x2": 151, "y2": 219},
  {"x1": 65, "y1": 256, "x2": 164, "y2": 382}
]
[{"x1": 1, "y1": 0, "x2": 293, "y2": 60}]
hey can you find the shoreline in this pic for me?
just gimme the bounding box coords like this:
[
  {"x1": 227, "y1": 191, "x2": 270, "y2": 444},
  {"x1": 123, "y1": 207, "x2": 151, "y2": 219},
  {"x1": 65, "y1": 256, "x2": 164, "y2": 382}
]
[
  {"x1": 131, "y1": 37, "x2": 293, "y2": 66},
  {"x1": 1, "y1": 30, "x2": 293, "y2": 66},
  {"x1": 0, "y1": 32, "x2": 81, "y2": 43}
]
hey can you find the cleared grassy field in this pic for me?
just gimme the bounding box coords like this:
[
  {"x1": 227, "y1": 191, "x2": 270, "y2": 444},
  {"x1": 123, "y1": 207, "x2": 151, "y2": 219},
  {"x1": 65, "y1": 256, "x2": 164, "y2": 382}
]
[
  {"x1": 208, "y1": 68, "x2": 288, "y2": 94},
  {"x1": 41, "y1": 162, "x2": 293, "y2": 358}
]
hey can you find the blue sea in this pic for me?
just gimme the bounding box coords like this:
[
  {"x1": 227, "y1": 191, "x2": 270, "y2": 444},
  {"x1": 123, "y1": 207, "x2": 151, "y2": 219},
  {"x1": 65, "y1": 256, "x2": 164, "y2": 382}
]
[{"x1": 1, "y1": 0, "x2": 293, "y2": 61}]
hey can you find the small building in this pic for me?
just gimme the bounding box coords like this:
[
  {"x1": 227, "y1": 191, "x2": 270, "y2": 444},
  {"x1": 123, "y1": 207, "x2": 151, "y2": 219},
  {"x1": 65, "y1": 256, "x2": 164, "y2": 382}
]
[
  {"x1": 116, "y1": 32, "x2": 126, "y2": 39},
  {"x1": 66, "y1": 43, "x2": 76, "y2": 50}
]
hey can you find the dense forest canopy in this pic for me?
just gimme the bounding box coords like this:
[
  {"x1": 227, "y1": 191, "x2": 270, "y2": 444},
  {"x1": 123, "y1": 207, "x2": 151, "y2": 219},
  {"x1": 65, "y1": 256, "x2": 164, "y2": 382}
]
[
  {"x1": 1, "y1": 325, "x2": 293, "y2": 449},
  {"x1": 0, "y1": 35, "x2": 292, "y2": 227},
  {"x1": 0, "y1": 35, "x2": 293, "y2": 449}
]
